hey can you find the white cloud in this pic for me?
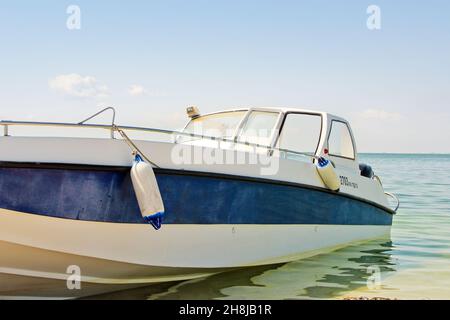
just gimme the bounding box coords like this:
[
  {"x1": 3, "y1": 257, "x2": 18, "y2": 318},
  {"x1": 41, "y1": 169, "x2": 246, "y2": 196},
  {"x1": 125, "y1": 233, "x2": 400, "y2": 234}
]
[
  {"x1": 49, "y1": 74, "x2": 109, "y2": 98},
  {"x1": 359, "y1": 108, "x2": 402, "y2": 121},
  {"x1": 128, "y1": 84, "x2": 167, "y2": 97},
  {"x1": 128, "y1": 84, "x2": 146, "y2": 96}
]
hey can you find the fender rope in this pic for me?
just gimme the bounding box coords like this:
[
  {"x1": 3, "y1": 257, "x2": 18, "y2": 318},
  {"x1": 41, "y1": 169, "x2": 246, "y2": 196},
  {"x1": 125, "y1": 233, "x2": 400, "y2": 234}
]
[{"x1": 113, "y1": 125, "x2": 160, "y2": 168}]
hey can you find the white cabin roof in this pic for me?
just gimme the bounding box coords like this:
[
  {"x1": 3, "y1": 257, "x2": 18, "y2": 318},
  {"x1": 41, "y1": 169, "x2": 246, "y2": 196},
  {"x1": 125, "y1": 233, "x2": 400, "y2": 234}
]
[{"x1": 200, "y1": 106, "x2": 347, "y2": 123}]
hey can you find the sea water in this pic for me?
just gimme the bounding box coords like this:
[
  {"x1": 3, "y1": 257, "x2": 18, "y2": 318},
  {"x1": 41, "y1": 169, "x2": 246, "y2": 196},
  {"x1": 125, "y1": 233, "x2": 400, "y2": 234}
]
[{"x1": 94, "y1": 154, "x2": 450, "y2": 300}]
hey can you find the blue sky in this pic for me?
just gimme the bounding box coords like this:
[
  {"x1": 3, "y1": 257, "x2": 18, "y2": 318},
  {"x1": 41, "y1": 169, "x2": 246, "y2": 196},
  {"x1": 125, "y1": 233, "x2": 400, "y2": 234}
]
[{"x1": 0, "y1": 1, "x2": 449, "y2": 152}]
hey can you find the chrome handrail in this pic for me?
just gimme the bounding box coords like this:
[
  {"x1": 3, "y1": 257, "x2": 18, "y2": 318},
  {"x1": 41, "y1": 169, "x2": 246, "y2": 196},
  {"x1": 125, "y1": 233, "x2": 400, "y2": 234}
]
[
  {"x1": 0, "y1": 119, "x2": 317, "y2": 161},
  {"x1": 78, "y1": 107, "x2": 116, "y2": 139},
  {"x1": 385, "y1": 192, "x2": 400, "y2": 213}
]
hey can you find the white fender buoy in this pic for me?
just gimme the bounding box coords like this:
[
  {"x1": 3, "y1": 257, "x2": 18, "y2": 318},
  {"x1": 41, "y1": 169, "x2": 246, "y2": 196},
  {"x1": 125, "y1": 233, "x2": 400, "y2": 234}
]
[
  {"x1": 131, "y1": 154, "x2": 165, "y2": 230},
  {"x1": 316, "y1": 157, "x2": 340, "y2": 191}
]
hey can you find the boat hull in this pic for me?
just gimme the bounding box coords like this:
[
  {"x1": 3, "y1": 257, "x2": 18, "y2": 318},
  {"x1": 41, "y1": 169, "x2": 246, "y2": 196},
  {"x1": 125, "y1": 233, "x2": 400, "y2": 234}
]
[
  {"x1": 0, "y1": 234, "x2": 224, "y2": 299},
  {"x1": 0, "y1": 163, "x2": 392, "y2": 298},
  {"x1": 0, "y1": 163, "x2": 393, "y2": 225},
  {"x1": 0, "y1": 208, "x2": 390, "y2": 298}
]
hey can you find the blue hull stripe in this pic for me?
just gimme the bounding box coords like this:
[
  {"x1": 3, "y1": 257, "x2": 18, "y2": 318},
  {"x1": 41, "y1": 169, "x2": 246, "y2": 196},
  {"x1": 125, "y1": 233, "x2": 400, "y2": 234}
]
[{"x1": 0, "y1": 165, "x2": 393, "y2": 226}]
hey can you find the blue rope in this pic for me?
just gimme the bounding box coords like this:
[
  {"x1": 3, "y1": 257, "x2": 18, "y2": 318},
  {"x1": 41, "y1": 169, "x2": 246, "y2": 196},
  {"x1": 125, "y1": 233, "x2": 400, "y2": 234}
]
[
  {"x1": 134, "y1": 154, "x2": 144, "y2": 163},
  {"x1": 317, "y1": 157, "x2": 329, "y2": 168},
  {"x1": 143, "y1": 212, "x2": 164, "y2": 230}
]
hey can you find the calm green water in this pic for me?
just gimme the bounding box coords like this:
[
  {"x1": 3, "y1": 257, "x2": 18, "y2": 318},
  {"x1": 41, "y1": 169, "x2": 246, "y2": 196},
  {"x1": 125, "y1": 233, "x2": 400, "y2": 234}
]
[{"x1": 96, "y1": 154, "x2": 450, "y2": 300}]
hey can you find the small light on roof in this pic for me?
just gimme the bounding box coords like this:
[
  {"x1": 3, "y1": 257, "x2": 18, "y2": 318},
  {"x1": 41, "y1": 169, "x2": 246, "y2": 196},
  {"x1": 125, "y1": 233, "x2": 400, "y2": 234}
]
[{"x1": 186, "y1": 106, "x2": 201, "y2": 119}]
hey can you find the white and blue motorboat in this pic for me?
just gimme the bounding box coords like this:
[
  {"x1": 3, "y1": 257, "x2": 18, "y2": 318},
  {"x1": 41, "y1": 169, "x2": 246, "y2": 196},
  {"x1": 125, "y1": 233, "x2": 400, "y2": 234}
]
[{"x1": 0, "y1": 106, "x2": 398, "y2": 298}]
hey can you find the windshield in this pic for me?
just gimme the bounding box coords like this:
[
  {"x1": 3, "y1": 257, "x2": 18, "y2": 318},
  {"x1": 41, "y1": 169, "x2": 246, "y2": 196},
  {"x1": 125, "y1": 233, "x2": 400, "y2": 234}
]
[
  {"x1": 237, "y1": 111, "x2": 279, "y2": 146},
  {"x1": 276, "y1": 113, "x2": 322, "y2": 157},
  {"x1": 180, "y1": 111, "x2": 246, "y2": 142}
]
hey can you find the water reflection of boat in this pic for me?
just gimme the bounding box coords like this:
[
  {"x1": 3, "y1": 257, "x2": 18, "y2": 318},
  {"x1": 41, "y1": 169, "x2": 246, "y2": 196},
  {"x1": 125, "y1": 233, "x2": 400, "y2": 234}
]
[{"x1": 88, "y1": 239, "x2": 396, "y2": 300}]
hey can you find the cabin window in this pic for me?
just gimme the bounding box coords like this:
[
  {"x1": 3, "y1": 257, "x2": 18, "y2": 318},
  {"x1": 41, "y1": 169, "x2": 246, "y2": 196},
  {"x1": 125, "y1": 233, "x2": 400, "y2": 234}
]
[
  {"x1": 237, "y1": 111, "x2": 280, "y2": 146},
  {"x1": 328, "y1": 121, "x2": 355, "y2": 159},
  {"x1": 277, "y1": 113, "x2": 322, "y2": 156},
  {"x1": 182, "y1": 111, "x2": 246, "y2": 141}
]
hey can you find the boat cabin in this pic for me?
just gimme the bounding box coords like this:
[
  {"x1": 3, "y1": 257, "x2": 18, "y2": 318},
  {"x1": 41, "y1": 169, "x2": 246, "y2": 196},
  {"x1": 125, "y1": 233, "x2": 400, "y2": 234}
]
[{"x1": 180, "y1": 107, "x2": 359, "y2": 171}]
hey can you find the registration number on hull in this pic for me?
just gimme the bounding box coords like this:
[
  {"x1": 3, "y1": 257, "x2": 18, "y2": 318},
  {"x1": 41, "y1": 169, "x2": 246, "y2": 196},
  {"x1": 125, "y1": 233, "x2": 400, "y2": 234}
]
[{"x1": 340, "y1": 175, "x2": 359, "y2": 189}]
